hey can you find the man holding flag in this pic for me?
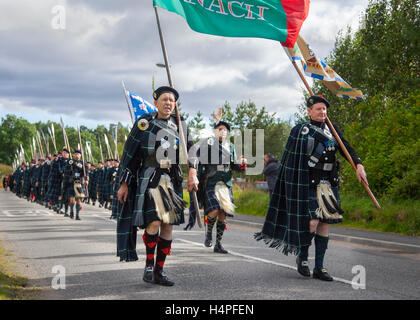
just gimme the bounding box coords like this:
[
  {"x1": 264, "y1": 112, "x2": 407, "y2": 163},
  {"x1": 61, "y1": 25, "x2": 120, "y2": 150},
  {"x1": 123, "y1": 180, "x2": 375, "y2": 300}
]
[
  {"x1": 255, "y1": 95, "x2": 368, "y2": 281},
  {"x1": 117, "y1": 86, "x2": 198, "y2": 286}
]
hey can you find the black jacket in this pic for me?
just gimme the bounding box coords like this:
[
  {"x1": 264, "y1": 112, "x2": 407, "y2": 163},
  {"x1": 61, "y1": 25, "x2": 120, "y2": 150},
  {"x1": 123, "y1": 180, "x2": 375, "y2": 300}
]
[{"x1": 264, "y1": 157, "x2": 280, "y2": 191}]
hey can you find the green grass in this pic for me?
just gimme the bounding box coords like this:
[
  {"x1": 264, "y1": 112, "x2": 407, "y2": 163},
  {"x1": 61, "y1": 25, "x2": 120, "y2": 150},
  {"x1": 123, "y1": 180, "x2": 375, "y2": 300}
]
[
  {"x1": 185, "y1": 186, "x2": 420, "y2": 236},
  {"x1": 0, "y1": 243, "x2": 38, "y2": 300}
]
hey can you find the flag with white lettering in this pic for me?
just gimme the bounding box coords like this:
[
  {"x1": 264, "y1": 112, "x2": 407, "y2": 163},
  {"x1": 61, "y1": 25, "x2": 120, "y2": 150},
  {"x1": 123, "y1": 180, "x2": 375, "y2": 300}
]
[
  {"x1": 153, "y1": 0, "x2": 310, "y2": 47},
  {"x1": 128, "y1": 92, "x2": 157, "y2": 120}
]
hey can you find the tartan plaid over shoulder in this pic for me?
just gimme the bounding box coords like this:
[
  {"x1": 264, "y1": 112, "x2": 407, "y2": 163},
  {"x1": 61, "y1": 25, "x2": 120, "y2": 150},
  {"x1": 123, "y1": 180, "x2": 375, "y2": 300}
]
[
  {"x1": 254, "y1": 122, "x2": 313, "y2": 256},
  {"x1": 116, "y1": 111, "x2": 185, "y2": 262}
]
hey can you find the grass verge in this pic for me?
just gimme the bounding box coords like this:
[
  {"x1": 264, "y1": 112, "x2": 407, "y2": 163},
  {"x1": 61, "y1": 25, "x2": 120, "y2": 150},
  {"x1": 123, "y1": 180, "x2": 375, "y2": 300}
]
[{"x1": 0, "y1": 242, "x2": 39, "y2": 300}]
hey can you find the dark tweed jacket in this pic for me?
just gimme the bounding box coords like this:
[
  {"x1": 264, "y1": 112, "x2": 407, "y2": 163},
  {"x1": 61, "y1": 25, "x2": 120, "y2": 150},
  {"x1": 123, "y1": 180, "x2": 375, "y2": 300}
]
[{"x1": 116, "y1": 112, "x2": 193, "y2": 262}]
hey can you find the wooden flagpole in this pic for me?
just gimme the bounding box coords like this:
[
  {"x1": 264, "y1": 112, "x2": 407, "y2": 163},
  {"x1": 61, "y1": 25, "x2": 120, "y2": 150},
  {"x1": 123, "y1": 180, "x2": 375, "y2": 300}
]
[
  {"x1": 122, "y1": 80, "x2": 135, "y2": 125},
  {"x1": 154, "y1": 5, "x2": 203, "y2": 228},
  {"x1": 290, "y1": 60, "x2": 381, "y2": 210}
]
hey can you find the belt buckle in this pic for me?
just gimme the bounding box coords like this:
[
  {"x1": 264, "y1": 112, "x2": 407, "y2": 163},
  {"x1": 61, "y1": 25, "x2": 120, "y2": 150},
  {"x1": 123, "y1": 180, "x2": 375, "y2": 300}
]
[
  {"x1": 323, "y1": 163, "x2": 333, "y2": 171},
  {"x1": 160, "y1": 159, "x2": 172, "y2": 169}
]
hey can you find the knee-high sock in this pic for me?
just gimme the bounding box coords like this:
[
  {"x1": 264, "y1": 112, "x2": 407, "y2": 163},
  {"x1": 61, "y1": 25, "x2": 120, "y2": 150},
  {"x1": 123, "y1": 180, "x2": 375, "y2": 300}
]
[
  {"x1": 76, "y1": 203, "x2": 81, "y2": 214},
  {"x1": 143, "y1": 231, "x2": 158, "y2": 267},
  {"x1": 155, "y1": 237, "x2": 172, "y2": 272},
  {"x1": 216, "y1": 220, "x2": 226, "y2": 245},
  {"x1": 299, "y1": 232, "x2": 316, "y2": 261},
  {"x1": 70, "y1": 202, "x2": 75, "y2": 214},
  {"x1": 65, "y1": 203, "x2": 69, "y2": 214},
  {"x1": 206, "y1": 216, "x2": 217, "y2": 239},
  {"x1": 315, "y1": 234, "x2": 329, "y2": 269}
]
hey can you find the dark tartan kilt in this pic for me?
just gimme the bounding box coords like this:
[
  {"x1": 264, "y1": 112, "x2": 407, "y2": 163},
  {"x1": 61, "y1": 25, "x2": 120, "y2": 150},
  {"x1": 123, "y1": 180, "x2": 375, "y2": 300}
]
[
  {"x1": 308, "y1": 184, "x2": 342, "y2": 224},
  {"x1": 66, "y1": 185, "x2": 76, "y2": 198},
  {"x1": 47, "y1": 183, "x2": 61, "y2": 201},
  {"x1": 139, "y1": 188, "x2": 185, "y2": 229},
  {"x1": 204, "y1": 183, "x2": 234, "y2": 217},
  {"x1": 89, "y1": 183, "x2": 97, "y2": 199}
]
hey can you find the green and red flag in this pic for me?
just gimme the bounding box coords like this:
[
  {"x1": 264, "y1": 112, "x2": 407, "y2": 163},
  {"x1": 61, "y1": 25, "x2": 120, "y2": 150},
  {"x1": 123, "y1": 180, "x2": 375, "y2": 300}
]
[{"x1": 153, "y1": 0, "x2": 310, "y2": 47}]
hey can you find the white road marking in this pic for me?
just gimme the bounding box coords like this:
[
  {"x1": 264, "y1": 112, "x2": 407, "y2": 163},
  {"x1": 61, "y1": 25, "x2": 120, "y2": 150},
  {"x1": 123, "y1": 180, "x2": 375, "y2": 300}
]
[
  {"x1": 176, "y1": 238, "x2": 355, "y2": 287},
  {"x1": 232, "y1": 218, "x2": 420, "y2": 250}
]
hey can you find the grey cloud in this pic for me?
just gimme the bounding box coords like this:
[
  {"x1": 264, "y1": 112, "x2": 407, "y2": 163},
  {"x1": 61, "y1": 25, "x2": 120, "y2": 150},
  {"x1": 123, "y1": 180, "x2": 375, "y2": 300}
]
[{"x1": 0, "y1": 0, "x2": 369, "y2": 128}]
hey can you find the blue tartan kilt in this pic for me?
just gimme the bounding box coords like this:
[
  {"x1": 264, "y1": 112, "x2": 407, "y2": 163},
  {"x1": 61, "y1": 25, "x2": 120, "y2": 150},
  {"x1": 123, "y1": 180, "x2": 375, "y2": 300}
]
[
  {"x1": 204, "y1": 183, "x2": 234, "y2": 217},
  {"x1": 308, "y1": 185, "x2": 343, "y2": 224},
  {"x1": 139, "y1": 188, "x2": 185, "y2": 229}
]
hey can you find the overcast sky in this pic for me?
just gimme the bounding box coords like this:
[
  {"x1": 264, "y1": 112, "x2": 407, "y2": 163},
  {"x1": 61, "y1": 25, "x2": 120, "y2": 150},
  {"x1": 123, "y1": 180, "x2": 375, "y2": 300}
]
[{"x1": 0, "y1": 0, "x2": 369, "y2": 129}]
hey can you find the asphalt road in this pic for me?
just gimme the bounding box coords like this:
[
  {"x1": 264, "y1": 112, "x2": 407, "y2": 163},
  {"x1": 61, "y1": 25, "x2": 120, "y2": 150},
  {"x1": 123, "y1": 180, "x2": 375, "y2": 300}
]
[{"x1": 0, "y1": 191, "x2": 419, "y2": 300}]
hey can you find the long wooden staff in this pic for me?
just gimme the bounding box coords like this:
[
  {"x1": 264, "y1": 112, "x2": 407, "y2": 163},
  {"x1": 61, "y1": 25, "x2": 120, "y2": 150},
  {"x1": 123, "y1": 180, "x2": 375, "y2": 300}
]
[
  {"x1": 290, "y1": 60, "x2": 381, "y2": 210},
  {"x1": 77, "y1": 125, "x2": 89, "y2": 197},
  {"x1": 154, "y1": 5, "x2": 203, "y2": 228},
  {"x1": 97, "y1": 135, "x2": 105, "y2": 164}
]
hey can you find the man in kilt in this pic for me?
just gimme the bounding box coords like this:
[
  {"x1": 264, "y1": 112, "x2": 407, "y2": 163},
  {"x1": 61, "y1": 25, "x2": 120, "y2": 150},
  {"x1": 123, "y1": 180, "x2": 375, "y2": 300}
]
[
  {"x1": 23, "y1": 160, "x2": 33, "y2": 200},
  {"x1": 96, "y1": 160, "x2": 106, "y2": 208},
  {"x1": 88, "y1": 163, "x2": 97, "y2": 206},
  {"x1": 116, "y1": 86, "x2": 197, "y2": 286},
  {"x1": 104, "y1": 159, "x2": 114, "y2": 210},
  {"x1": 191, "y1": 120, "x2": 246, "y2": 254},
  {"x1": 108, "y1": 159, "x2": 119, "y2": 218},
  {"x1": 41, "y1": 155, "x2": 52, "y2": 208},
  {"x1": 255, "y1": 95, "x2": 368, "y2": 281},
  {"x1": 14, "y1": 163, "x2": 25, "y2": 197},
  {"x1": 63, "y1": 148, "x2": 88, "y2": 220},
  {"x1": 110, "y1": 161, "x2": 120, "y2": 220},
  {"x1": 85, "y1": 162, "x2": 92, "y2": 204},
  {"x1": 32, "y1": 159, "x2": 43, "y2": 203},
  {"x1": 47, "y1": 152, "x2": 63, "y2": 213}
]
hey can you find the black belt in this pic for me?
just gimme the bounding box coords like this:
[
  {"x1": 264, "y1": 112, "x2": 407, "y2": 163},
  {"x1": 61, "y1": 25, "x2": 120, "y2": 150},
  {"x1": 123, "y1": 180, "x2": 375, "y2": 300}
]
[{"x1": 312, "y1": 162, "x2": 334, "y2": 171}]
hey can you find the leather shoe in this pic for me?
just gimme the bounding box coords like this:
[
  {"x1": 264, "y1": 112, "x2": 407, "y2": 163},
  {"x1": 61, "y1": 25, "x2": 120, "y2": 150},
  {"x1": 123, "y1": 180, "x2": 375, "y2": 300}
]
[
  {"x1": 143, "y1": 265, "x2": 155, "y2": 283},
  {"x1": 296, "y1": 257, "x2": 311, "y2": 277},
  {"x1": 154, "y1": 269, "x2": 174, "y2": 286},
  {"x1": 313, "y1": 267, "x2": 333, "y2": 281},
  {"x1": 204, "y1": 234, "x2": 212, "y2": 247},
  {"x1": 214, "y1": 243, "x2": 228, "y2": 254}
]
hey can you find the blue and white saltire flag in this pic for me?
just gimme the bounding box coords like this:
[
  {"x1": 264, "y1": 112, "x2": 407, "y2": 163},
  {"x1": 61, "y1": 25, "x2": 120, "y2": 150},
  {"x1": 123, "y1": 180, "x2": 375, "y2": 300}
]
[{"x1": 128, "y1": 92, "x2": 157, "y2": 120}]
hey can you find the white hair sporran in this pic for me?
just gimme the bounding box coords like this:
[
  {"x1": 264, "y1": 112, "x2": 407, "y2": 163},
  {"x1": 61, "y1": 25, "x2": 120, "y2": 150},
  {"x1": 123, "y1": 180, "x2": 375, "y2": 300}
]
[
  {"x1": 214, "y1": 181, "x2": 236, "y2": 216},
  {"x1": 315, "y1": 181, "x2": 343, "y2": 220},
  {"x1": 74, "y1": 181, "x2": 86, "y2": 198},
  {"x1": 148, "y1": 174, "x2": 185, "y2": 224}
]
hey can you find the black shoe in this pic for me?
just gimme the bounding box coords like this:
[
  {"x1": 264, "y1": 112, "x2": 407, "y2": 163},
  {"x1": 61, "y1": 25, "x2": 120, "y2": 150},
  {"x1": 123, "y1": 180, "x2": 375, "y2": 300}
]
[
  {"x1": 70, "y1": 213, "x2": 74, "y2": 219},
  {"x1": 154, "y1": 269, "x2": 174, "y2": 286},
  {"x1": 76, "y1": 215, "x2": 81, "y2": 221},
  {"x1": 92, "y1": 202, "x2": 95, "y2": 206},
  {"x1": 313, "y1": 267, "x2": 333, "y2": 281},
  {"x1": 213, "y1": 243, "x2": 228, "y2": 254},
  {"x1": 204, "y1": 234, "x2": 212, "y2": 247},
  {"x1": 64, "y1": 213, "x2": 69, "y2": 217},
  {"x1": 143, "y1": 265, "x2": 155, "y2": 283},
  {"x1": 296, "y1": 257, "x2": 311, "y2": 277}
]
